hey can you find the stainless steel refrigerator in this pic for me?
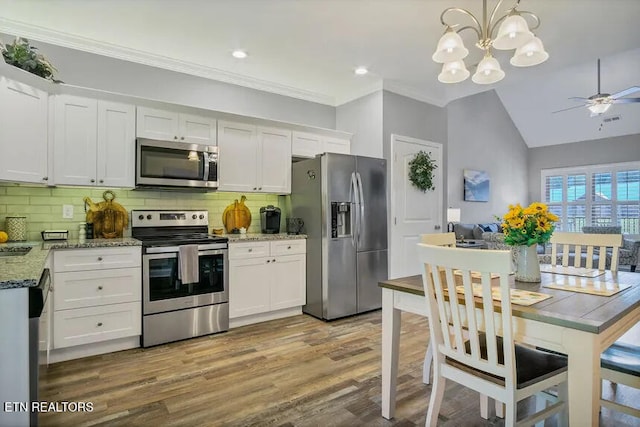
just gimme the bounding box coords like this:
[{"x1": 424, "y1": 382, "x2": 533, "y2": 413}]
[{"x1": 291, "y1": 153, "x2": 388, "y2": 320}]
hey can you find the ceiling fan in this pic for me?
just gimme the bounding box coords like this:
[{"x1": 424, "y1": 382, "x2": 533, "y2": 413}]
[{"x1": 553, "y1": 59, "x2": 640, "y2": 116}]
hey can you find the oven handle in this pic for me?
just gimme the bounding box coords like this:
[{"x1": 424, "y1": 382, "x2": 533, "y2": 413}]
[
  {"x1": 145, "y1": 244, "x2": 228, "y2": 254},
  {"x1": 143, "y1": 249, "x2": 228, "y2": 260}
]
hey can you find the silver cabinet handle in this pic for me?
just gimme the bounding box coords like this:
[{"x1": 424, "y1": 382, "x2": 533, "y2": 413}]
[
  {"x1": 97, "y1": 286, "x2": 103, "y2": 290},
  {"x1": 180, "y1": 136, "x2": 185, "y2": 140},
  {"x1": 258, "y1": 187, "x2": 262, "y2": 190},
  {"x1": 99, "y1": 179, "x2": 104, "y2": 184},
  {"x1": 174, "y1": 136, "x2": 178, "y2": 140},
  {"x1": 97, "y1": 257, "x2": 103, "y2": 261},
  {"x1": 248, "y1": 248, "x2": 252, "y2": 252},
  {"x1": 97, "y1": 322, "x2": 103, "y2": 327},
  {"x1": 267, "y1": 259, "x2": 271, "y2": 263},
  {"x1": 42, "y1": 176, "x2": 48, "y2": 181},
  {"x1": 272, "y1": 259, "x2": 276, "y2": 262},
  {"x1": 90, "y1": 179, "x2": 95, "y2": 183},
  {"x1": 434, "y1": 225, "x2": 441, "y2": 230},
  {"x1": 253, "y1": 187, "x2": 257, "y2": 190},
  {"x1": 287, "y1": 246, "x2": 291, "y2": 249}
]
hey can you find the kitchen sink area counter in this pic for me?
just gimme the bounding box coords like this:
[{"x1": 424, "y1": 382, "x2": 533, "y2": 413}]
[
  {"x1": 226, "y1": 233, "x2": 307, "y2": 243},
  {"x1": 0, "y1": 237, "x2": 141, "y2": 288}
]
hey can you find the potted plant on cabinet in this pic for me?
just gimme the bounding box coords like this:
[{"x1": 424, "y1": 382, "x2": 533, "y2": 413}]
[{"x1": 0, "y1": 37, "x2": 61, "y2": 82}]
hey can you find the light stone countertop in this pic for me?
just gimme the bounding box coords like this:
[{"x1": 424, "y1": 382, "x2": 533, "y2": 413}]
[{"x1": 0, "y1": 238, "x2": 141, "y2": 289}]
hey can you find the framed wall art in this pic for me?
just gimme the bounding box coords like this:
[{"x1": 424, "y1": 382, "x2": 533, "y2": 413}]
[{"x1": 463, "y1": 169, "x2": 490, "y2": 202}]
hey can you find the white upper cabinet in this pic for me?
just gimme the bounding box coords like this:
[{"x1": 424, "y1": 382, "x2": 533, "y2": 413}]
[
  {"x1": 0, "y1": 76, "x2": 49, "y2": 184},
  {"x1": 292, "y1": 131, "x2": 350, "y2": 158},
  {"x1": 54, "y1": 95, "x2": 135, "y2": 187},
  {"x1": 136, "y1": 106, "x2": 216, "y2": 145},
  {"x1": 218, "y1": 121, "x2": 291, "y2": 194}
]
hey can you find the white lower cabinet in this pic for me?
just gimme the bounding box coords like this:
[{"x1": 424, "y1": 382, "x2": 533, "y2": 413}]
[
  {"x1": 229, "y1": 239, "x2": 306, "y2": 324},
  {"x1": 51, "y1": 246, "x2": 141, "y2": 360}
]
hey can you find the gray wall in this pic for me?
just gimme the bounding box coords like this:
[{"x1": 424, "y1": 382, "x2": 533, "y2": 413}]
[
  {"x1": 528, "y1": 133, "x2": 640, "y2": 201},
  {"x1": 11, "y1": 36, "x2": 335, "y2": 129},
  {"x1": 336, "y1": 91, "x2": 383, "y2": 158},
  {"x1": 447, "y1": 90, "x2": 528, "y2": 223}
]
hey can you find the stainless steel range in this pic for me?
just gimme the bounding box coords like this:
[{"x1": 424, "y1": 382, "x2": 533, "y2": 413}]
[{"x1": 132, "y1": 210, "x2": 228, "y2": 347}]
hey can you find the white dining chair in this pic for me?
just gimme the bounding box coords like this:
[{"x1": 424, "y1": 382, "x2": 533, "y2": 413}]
[
  {"x1": 417, "y1": 243, "x2": 569, "y2": 426},
  {"x1": 550, "y1": 232, "x2": 623, "y2": 272},
  {"x1": 600, "y1": 341, "x2": 640, "y2": 418}
]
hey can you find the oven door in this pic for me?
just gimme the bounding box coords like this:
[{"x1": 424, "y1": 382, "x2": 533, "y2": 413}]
[
  {"x1": 136, "y1": 138, "x2": 218, "y2": 189},
  {"x1": 143, "y1": 248, "x2": 228, "y2": 315}
]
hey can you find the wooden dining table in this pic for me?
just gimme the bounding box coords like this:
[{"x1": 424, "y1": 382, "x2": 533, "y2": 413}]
[{"x1": 379, "y1": 269, "x2": 640, "y2": 426}]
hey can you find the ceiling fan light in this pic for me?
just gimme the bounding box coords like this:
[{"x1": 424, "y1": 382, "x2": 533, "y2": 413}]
[
  {"x1": 438, "y1": 60, "x2": 470, "y2": 83},
  {"x1": 510, "y1": 36, "x2": 549, "y2": 67},
  {"x1": 587, "y1": 103, "x2": 612, "y2": 115},
  {"x1": 493, "y1": 14, "x2": 534, "y2": 50},
  {"x1": 472, "y1": 54, "x2": 505, "y2": 84},
  {"x1": 432, "y1": 28, "x2": 469, "y2": 63}
]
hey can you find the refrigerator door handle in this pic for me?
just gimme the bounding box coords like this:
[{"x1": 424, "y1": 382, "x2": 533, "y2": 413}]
[
  {"x1": 356, "y1": 172, "x2": 365, "y2": 245},
  {"x1": 350, "y1": 171, "x2": 359, "y2": 246}
]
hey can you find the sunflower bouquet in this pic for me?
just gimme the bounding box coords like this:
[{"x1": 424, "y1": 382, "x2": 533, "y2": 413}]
[{"x1": 500, "y1": 202, "x2": 559, "y2": 246}]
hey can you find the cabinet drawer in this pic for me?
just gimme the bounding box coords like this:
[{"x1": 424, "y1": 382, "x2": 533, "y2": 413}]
[
  {"x1": 270, "y1": 240, "x2": 306, "y2": 256},
  {"x1": 53, "y1": 302, "x2": 141, "y2": 349},
  {"x1": 229, "y1": 241, "x2": 270, "y2": 260},
  {"x1": 54, "y1": 268, "x2": 141, "y2": 310},
  {"x1": 54, "y1": 247, "x2": 141, "y2": 272}
]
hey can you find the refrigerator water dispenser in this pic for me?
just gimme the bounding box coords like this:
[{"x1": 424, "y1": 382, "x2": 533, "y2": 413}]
[{"x1": 331, "y1": 202, "x2": 351, "y2": 238}]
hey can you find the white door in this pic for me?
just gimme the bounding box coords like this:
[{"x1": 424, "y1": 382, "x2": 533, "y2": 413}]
[
  {"x1": 217, "y1": 121, "x2": 258, "y2": 192},
  {"x1": 179, "y1": 113, "x2": 216, "y2": 145},
  {"x1": 135, "y1": 107, "x2": 179, "y2": 141},
  {"x1": 0, "y1": 77, "x2": 49, "y2": 184},
  {"x1": 389, "y1": 135, "x2": 443, "y2": 278},
  {"x1": 53, "y1": 95, "x2": 98, "y2": 186},
  {"x1": 97, "y1": 101, "x2": 135, "y2": 187},
  {"x1": 258, "y1": 127, "x2": 291, "y2": 194}
]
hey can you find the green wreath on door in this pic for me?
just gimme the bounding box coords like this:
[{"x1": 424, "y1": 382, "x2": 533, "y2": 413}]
[{"x1": 408, "y1": 150, "x2": 437, "y2": 192}]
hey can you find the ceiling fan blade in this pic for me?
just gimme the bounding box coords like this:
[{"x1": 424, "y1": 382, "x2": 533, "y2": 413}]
[
  {"x1": 552, "y1": 104, "x2": 586, "y2": 114},
  {"x1": 568, "y1": 97, "x2": 590, "y2": 101},
  {"x1": 613, "y1": 97, "x2": 640, "y2": 104},
  {"x1": 611, "y1": 86, "x2": 640, "y2": 99}
]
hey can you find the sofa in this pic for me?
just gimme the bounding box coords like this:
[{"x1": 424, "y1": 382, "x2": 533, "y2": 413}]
[{"x1": 452, "y1": 222, "x2": 502, "y2": 248}]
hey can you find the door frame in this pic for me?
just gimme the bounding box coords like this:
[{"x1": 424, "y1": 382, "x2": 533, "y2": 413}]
[{"x1": 389, "y1": 134, "x2": 444, "y2": 278}]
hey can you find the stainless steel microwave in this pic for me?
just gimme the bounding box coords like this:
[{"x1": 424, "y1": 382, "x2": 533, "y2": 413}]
[{"x1": 136, "y1": 138, "x2": 218, "y2": 189}]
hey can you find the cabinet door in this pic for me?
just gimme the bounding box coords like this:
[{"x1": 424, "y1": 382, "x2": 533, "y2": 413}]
[
  {"x1": 53, "y1": 95, "x2": 98, "y2": 186},
  {"x1": 0, "y1": 76, "x2": 49, "y2": 184},
  {"x1": 270, "y1": 254, "x2": 306, "y2": 310},
  {"x1": 97, "y1": 101, "x2": 135, "y2": 187},
  {"x1": 229, "y1": 257, "x2": 270, "y2": 318},
  {"x1": 323, "y1": 136, "x2": 351, "y2": 154},
  {"x1": 179, "y1": 113, "x2": 216, "y2": 145},
  {"x1": 292, "y1": 131, "x2": 322, "y2": 158},
  {"x1": 217, "y1": 120, "x2": 258, "y2": 192},
  {"x1": 136, "y1": 106, "x2": 179, "y2": 141},
  {"x1": 258, "y1": 127, "x2": 292, "y2": 194}
]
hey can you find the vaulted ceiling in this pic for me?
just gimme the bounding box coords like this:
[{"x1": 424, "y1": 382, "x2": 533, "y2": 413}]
[{"x1": 1, "y1": 0, "x2": 639, "y2": 147}]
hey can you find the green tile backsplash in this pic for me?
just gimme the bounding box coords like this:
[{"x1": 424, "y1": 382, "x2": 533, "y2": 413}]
[{"x1": 0, "y1": 183, "x2": 283, "y2": 240}]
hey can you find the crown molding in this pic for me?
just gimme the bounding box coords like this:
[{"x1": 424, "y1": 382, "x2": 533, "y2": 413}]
[
  {"x1": 335, "y1": 80, "x2": 384, "y2": 107},
  {"x1": 0, "y1": 18, "x2": 337, "y2": 106},
  {"x1": 382, "y1": 80, "x2": 447, "y2": 107}
]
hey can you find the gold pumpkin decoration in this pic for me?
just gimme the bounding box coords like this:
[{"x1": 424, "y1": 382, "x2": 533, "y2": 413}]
[
  {"x1": 84, "y1": 190, "x2": 129, "y2": 238},
  {"x1": 222, "y1": 195, "x2": 251, "y2": 233}
]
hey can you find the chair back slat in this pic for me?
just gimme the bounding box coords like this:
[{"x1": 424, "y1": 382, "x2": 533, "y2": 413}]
[
  {"x1": 420, "y1": 232, "x2": 456, "y2": 247},
  {"x1": 418, "y1": 244, "x2": 515, "y2": 382},
  {"x1": 550, "y1": 232, "x2": 623, "y2": 271}
]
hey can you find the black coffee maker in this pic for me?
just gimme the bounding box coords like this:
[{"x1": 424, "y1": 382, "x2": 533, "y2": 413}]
[{"x1": 260, "y1": 205, "x2": 281, "y2": 234}]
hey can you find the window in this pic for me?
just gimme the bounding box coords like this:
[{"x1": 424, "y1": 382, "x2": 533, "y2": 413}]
[{"x1": 542, "y1": 162, "x2": 640, "y2": 233}]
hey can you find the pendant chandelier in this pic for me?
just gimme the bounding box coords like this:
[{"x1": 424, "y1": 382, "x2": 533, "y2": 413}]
[{"x1": 432, "y1": 0, "x2": 548, "y2": 85}]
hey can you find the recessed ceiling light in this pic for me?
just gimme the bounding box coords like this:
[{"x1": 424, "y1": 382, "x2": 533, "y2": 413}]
[
  {"x1": 232, "y1": 50, "x2": 248, "y2": 59},
  {"x1": 354, "y1": 67, "x2": 368, "y2": 75}
]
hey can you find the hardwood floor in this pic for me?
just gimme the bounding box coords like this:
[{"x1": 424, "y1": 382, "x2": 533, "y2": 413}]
[{"x1": 39, "y1": 311, "x2": 638, "y2": 426}]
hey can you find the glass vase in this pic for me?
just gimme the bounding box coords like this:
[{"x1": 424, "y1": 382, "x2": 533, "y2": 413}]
[{"x1": 515, "y1": 244, "x2": 541, "y2": 282}]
